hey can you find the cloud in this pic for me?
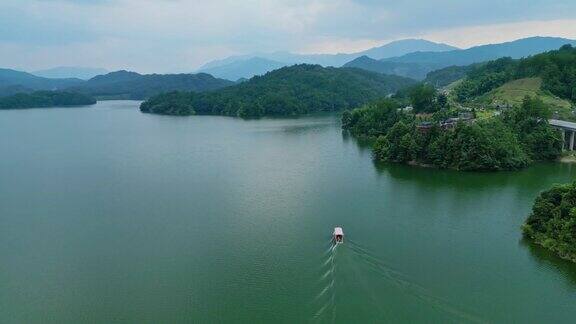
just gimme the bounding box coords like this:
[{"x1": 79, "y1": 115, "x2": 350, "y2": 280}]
[{"x1": 0, "y1": 0, "x2": 575, "y2": 72}]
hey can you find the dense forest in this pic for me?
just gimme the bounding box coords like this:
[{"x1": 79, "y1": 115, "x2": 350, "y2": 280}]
[
  {"x1": 0, "y1": 91, "x2": 96, "y2": 109},
  {"x1": 140, "y1": 64, "x2": 417, "y2": 117},
  {"x1": 343, "y1": 96, "x2": 562, "y2": 171},
  {"x1": 454, "y1": 45, "x2": 576, "y2": 102},
  {"x1": 523, "y1": 182, "x2": 576, "y2": 263}
]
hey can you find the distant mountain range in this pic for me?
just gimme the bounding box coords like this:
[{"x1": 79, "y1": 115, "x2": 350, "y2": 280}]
[
  {"x1": 346, "y1": 36, "x2": 576, "y2": 80},
  {"x1": 343, "y1": 56, "x2": 433, "y2": 80},
  {"x1": 2, "y1": 36, "x2": 574, "y2": 101},
  {"x1": 200, "y1": 36, "x2": 576, "y2": 81},
  {"x1": 0, "y1": 69, "x2": 234, "y2": 100},
  {"x1": 0, "y1": 68, "x2": 83, "y2": 96},
  {"x1": 200, "y1": 57, "x2": 287, "y2": 82},
  {"x1": 32, "y1": 67, "x2": 109, "y2": 80},
  {"x1": 198, "y1": 39, "x2": 457, "y2": 80}
]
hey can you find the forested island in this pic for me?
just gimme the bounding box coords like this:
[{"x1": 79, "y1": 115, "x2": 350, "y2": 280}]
[
  {"x1": 343, "y1": 95, "x2": 561, "y2": 171},
  {"x1": 341, "y1": 45, "x2": 576, "y2": 171},
  {"x1": 523, "y1": 182, "x2": 576, "y2": 262},
  {"x1": 140, "y1": 64, "x2": 416, "y2": 117},
  {"x1": 0, "y1": 91, "x2": 96, "y2": 109}
]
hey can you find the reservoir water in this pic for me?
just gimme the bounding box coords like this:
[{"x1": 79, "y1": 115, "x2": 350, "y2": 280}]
[{"x1": 1, "y1": 101, "x2": 575, "y2": 323}]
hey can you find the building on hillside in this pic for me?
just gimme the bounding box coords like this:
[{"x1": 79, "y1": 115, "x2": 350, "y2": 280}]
[
  {"x1": 493, "y1": 102, "x2": 512, "y2": 110},
  {"x1": 440, "y1": 118, "x2": 460, "y2": 130},
  {"x1": 416, "y1": 121, "x2": 434, "y2": 133},
  {"x1": 459, "y1": 112, "x2": 474, "y2": 120}
]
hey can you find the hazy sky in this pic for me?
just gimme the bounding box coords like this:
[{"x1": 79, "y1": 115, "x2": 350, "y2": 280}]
[{"x1": 1, "y1": 0, "x2": 575, "y2": 73}]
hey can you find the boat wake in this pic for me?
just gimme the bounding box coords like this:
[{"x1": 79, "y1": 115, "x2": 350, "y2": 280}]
[
  {"x1": 312, "y1": 241, "x2": 338, "y2": 322},
  {"x1": 311, "y1": 239, "x2": 483, "y2": 323},
  {"x1": 347, "y1": 240, "x2": 483, "y2": 323}
]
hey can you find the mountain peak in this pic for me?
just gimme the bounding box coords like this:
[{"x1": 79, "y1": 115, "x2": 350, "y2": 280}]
[{"x1": 359, "y1": 39, "x2": 459, "y2": 60}]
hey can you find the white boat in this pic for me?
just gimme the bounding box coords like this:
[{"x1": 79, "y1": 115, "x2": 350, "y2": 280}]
[{"x1": 333, "y1": 227, "x2": 344, "y2": 243}]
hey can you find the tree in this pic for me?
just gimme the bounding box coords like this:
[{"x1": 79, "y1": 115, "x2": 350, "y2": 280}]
[
  {"x1": 409, "y1": 84, "x2": 438, "y2": 113},
  {"x1": 523, "y1": 182, "x2": 576, "y2": 263},
  {"x1": 437, "y1": 93, "x2": 448, "y2": 109},
  {"x1": 502, "y1": 96, "x2": 562, "y2": 160},
  {"x1": 341, "y1": 99, "x2": 402, "y2": 137},
  {"x1": 374, "y1": 121, "x2": 416, "y2": 163}
]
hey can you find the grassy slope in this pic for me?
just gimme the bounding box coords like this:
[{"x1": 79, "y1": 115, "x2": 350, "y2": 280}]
[{"x1": 477, "y1": 77, "x2": 575, "y2": 120}]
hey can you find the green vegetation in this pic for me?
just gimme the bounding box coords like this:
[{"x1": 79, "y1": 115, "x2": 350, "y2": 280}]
[
  {"x1": 392, "y1": 83, "x2": 447, "y2": 113},
  {"x1": 141, "y1": 64, "x2": 416, "y2": 118},
  {"x1": 343, "y1": 96, "x2": 562, "y2": 171},
  {"x1": 71, "y1": 71, "x2": 234, "y2": 100},
  {"x1": 473, "y1": 78, "x2": 575, "y2": 121},
  {"x1": 523, "y1": 182, "x2": 576, "y2": 263},
  {"x1": 341, "y1": 99, "x2": 403, "y2": 137},
  {"x1": 454, "y1": 45, "x2": 576, "y2": 104},
  {"x1": 373, "y1": 117, "x2": 530, "y2": 171},
  {"x1": 138, "y1": 91, "x2": 196, "y2": 116},
  {"x1": 424, "y1": 65, "x2": 475, "y2": 88},
  {"x1": 0, "y1": 91, "x2": 96, "y2": 109},
  {"x1": 409, "y1": 84, "x2": 443, "y2": 113}
]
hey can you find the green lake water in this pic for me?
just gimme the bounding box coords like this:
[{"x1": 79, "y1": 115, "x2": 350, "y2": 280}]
[{"x1": 1, "y1": 100, "x2": 575, "y2": 323}]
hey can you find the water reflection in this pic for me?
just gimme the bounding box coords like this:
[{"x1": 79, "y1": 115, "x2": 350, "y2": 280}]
[
  {"x1": 341, "y1": 130, "x2": 374, "y2": 155},
  {"x1": 372, "y1": 158, "x2": 575, "y2": 192},
  {"x1": 248, "y1": 116, "x2": 338, "y2": 135},
  {"x1": 344, "y1": 129, "x2": 576, "y2": 289},
  {"x1": 520, "y1": 237, "x2": 576, "y2": 288}
]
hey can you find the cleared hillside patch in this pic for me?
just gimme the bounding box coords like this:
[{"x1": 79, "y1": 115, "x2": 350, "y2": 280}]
[{"x1": 476, "y1": 77, "x2": 575, "y2": 120}]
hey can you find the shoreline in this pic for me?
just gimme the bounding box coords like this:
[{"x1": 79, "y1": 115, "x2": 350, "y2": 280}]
[{"x1": 560, "y1": 154, "x2": 576, "y2": 163}]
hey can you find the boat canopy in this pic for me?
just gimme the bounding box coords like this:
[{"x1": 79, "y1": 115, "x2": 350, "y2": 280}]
[{"x1": 334, "y1": 227, "x2": 343, "y2": 236}]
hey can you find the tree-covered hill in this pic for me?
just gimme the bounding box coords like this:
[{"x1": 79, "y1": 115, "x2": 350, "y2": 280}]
[
  {"x1": 454, "y1": 45, "x2": 576, "y2": 103},
  {"x1": 523, "y1": 182, "x2": 576, "y2": 263},
  {"x1": 0, "y1": 91, "x2": 96, "y2": 109},
  {"x1": 0, "y1": 85, "x2": 33, "y2": 97},
  {"x1": 69, "y1": 71, "x2": 235, "y2": 100},
  {"x1": 140, "y1": 64, "x2": 417, "y2": 117},
  {"x1": 423, "y1": 65, "x2": 476, "y2": 88}
]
